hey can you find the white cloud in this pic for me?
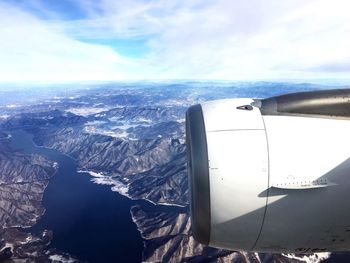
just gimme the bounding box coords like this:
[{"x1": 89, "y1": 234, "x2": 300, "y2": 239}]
[
  {"x1": 1, "y1": 0, "x2": 350, "y2": 81},
  {"x1": 137, "y1": 0, "x2": 350, "y2": 80},
  {"x1": 0, "y1": 2, "x2": 133, "y2": 82}
]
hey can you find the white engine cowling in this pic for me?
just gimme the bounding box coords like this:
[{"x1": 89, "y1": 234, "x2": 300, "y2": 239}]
[{"x1": 186, "y1": 89, "x2": 350, "y2": 253}]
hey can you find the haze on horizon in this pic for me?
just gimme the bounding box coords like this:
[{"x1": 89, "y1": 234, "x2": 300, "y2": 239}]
[{"x1": 0, "y1": 0, "x2": 350, "y2": 82}]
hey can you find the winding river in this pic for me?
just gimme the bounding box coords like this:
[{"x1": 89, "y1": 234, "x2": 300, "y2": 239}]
[{"x1": 8, "y1": 130, "x2": 182, "y2": 262}]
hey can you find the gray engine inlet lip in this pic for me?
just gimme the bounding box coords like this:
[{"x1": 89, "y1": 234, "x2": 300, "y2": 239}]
[{"x1": 186, "y1": 104, "x2": 211, "y2": 245}]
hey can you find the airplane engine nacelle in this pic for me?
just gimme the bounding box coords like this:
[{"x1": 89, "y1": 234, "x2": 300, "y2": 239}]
[{"x1": 186, "y1": 89, "x2": 350, "y2": 253}]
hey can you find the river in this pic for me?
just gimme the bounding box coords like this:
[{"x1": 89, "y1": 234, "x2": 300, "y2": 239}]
[{"x1": 8, "y1": 130, "x2": 186, "y2": 262}]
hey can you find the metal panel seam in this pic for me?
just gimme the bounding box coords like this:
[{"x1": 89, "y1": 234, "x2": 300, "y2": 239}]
[{"x1": 251, "y1": 115, "x2": 270, "y2": 250}]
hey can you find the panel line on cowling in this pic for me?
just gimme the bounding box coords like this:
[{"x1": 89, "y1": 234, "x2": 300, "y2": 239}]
[{"x1": 251, "y1": 115, "x2": 270, "y2": 251}]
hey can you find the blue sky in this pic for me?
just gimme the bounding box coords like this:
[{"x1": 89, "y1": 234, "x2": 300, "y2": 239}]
[{"x1": 0, "y1": 0, "x2": 350, "y2": 82}]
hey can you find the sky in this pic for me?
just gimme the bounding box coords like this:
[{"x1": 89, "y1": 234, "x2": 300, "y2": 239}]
[{"x1": 0, "y1": 0, "x2": 350, "y2": 82}]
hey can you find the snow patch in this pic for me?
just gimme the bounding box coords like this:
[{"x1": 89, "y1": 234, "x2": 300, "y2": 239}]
[
  {"x1": 78, "y1": 170, "x2": 105, "y2": 178},
  {"x1": 2, "y1": 243, "x2": 13, "y2": 252},
  {"x1": 0, "y1": 115, "x2": 9, "y2": 119},
  {"x1": 137, "y1": 117, "x2": 153, "y2": 124},
  {"x1": 49, "y1": 254, "x2": 76, "y2": 263},
  {"x1": 111, "y1": 180, "x2": 129, "y2": 196},
  {"x1": 80, "y1": 170, "x2": 131, "y2": 198},
  {"x1": 6, "y1": 104, "x2": 19, "y2": 108},
  {"x1": 283, "y1": 252, "x2": 331, "y2": 263},
  {"x1": 83, "y1": 126, "x2": 129, "y2": 138},
  {"x1": 66, "y1": 107, "x2": 109, "y2": 116},
  {"x1": 90, "y1": 176, "x2": 131, "y2": 198}
]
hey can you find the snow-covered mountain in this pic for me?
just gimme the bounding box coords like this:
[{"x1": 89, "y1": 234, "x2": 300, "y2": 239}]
[{"x1": 1, "y1": 81, "x2": 347, "y2": 262}]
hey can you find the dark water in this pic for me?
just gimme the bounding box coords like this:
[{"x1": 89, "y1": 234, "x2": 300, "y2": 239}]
[{"x1": 8, "y1": 130, "x2": 186, "y2": 262}]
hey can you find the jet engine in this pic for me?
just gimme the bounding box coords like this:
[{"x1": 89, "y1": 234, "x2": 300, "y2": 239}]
[{"x1": 186, "y1": 89, "x2": 350, "y2": 253}]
